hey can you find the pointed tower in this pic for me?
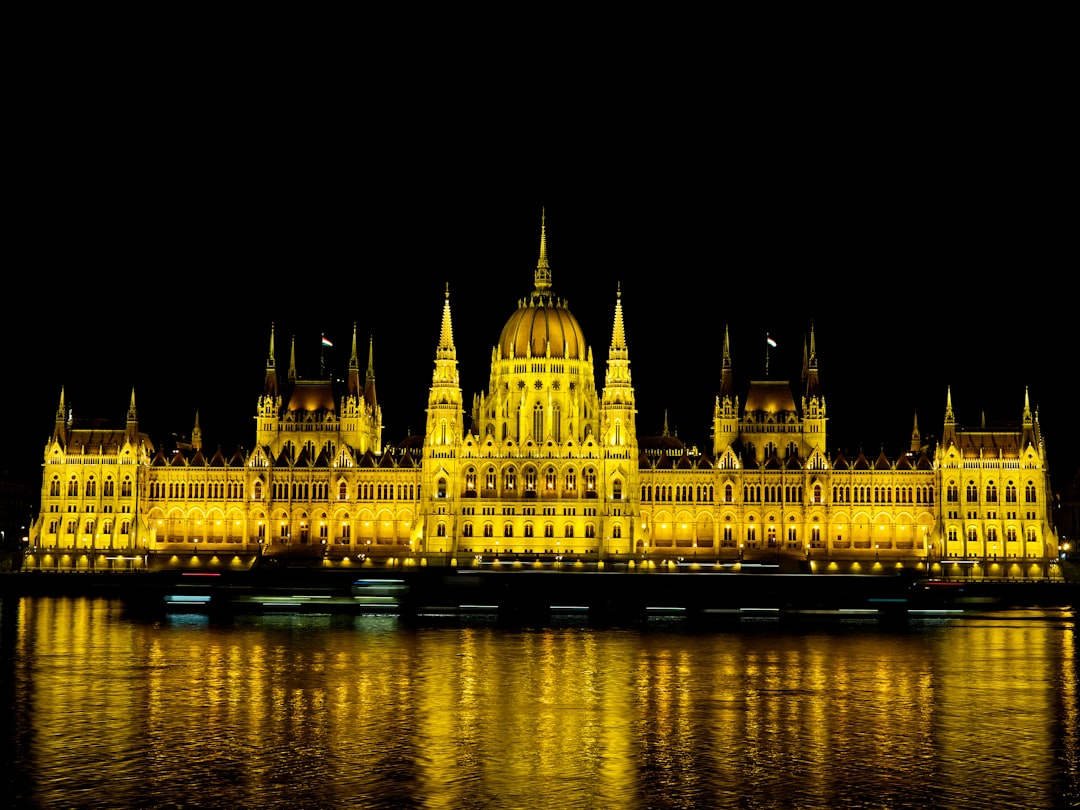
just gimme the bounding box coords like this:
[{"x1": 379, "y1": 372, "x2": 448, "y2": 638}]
[
  {"x1": 941, "y1": 386, "x2": 957, "y2": 449},
  {"x1": 600, "y1": 282, "x2": 636, "y2": 449},
  {"x1": 126, "y1": 388, "x2": 139, "y2": 445},
  {"x1": 1020, "y1": 386, "x2": 1038, "y2": 451},
  {"x1": 191, "y1": 410, "x2": 202, "y2": 452},
  {"x1": 336, "y1": 323, "x2": 382, "y2": 456},
  {"x1": 800, "y1": 322, "x2": 826, "y2": 458},
  {"x1": 910, "y1": 412, "x2": 921, "y2": 453},
  {"x1": 712, "y1": 324, "x2": 740, "y2": 456},
  {"x1": 52, "y1": 387, "x2": 68, "y2": 447},
  {"x1": 420, "y1": 284, "x2": 466, "y2": 556},
  {"x1": 347, "y1": 323, "x2": 361, "y2": 398},
  {"x1": 263, "y1": 323, "x2": 279, "y2": 398},
  {"x1": 598, "y1": 283, "x2": 639, "y2": 554},
  {"x1": 256, "y1": 324, "x2": 283, "y2": 447},
  {"x1": 365, "y1": 335, "x2": 378, "y2": 412}
]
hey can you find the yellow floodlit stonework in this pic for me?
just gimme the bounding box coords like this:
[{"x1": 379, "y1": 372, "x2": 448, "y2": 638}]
[{"x1": 27, "y1": 217, "x2": 1060, "y2": 575}]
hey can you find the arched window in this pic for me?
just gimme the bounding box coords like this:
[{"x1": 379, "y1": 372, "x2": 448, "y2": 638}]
[
  {"x1": 533, "y1": 403, "x2": 544, "y2": 440},
  {"x1": 437, "y1": 478, "x2": 447, "y2": 498},
  {"x1": 612, "y1": 480, "x2": 622, "y2": 500}
]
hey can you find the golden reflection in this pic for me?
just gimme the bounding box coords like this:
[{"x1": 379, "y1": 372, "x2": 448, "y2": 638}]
[{"x1": 5, "y1": 600, "x2": 1076, "y2": 809}]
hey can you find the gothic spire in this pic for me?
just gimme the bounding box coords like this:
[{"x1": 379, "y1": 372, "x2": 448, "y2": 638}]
[
  {"x1": 437, "y1": 283, "x2": 456, "y2": 361},
  {"x1": 609, "y1": 282, "x2": 628, "y2": 359},
  {"x1": 534, "y1": 207, "x2": 551, "y2": 294},
  {"x1": 126, "y1": 387, "x2": 139, "y2": 443},
  {"x1": 941, "y1": 386, "x2": 957, "y2": 448},
  {"x1": 191, "y1": 410, "x2": 202, "y2": 451},
  {"x1": 719, "y1": 324, "x2": 733, "y2": 400},
  {"x1": 364, "y1": 335, "x2": 378, "y2": 409},
  {"x1": 348, "y1": 322, "x2": 361, "y2": 398},
  {"x1": 264, "y1": 323, "x2": 279, "y2": 398},
  {"x1": 804, "y1": 322, "x2": 820, "y2": 399},
  {"x1": 288, "y1": 334, "x2": 297, "y2": 383}
]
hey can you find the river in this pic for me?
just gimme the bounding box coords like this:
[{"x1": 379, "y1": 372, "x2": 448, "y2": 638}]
[{"x1": 1, "y1": 597, "x2": 1076, "y2": 809}]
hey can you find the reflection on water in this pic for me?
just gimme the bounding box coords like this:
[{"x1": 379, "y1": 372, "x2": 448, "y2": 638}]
[{"x1": 1, "y1": 598, "x2": 1076, "y2": 809}]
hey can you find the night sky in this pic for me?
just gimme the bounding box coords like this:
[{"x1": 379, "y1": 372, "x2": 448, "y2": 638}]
[{"x1": 7, "y1": 92, "x2": 1076, "y2": 497}]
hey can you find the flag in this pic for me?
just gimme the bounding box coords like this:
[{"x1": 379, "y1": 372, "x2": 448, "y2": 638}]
[
  {"x1": 767, "y1": 335, "x2": 777, "y2": 348},
  {"x1": 321, "y1": 336, "x2": 333, "y2": 348}
]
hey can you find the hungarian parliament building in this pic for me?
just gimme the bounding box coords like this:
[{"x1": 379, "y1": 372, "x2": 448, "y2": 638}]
[{"x1": 27, "y1": 221, "x2": 1062, "y2": 577}]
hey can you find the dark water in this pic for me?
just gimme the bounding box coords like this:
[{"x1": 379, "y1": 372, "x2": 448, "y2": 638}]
[{"x1": 1, "y1": 598, "x2": 1076, "y2": 810}]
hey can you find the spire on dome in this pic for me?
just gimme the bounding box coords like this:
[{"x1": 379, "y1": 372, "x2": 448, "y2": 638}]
[{"x1": 534, "y1": 207, "x2": 551, "y2": 294}]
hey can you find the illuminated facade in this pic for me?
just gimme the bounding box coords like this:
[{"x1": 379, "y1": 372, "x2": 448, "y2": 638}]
[{"x1": 27, "y1": 219, "x2": 1061, "y2": 575}]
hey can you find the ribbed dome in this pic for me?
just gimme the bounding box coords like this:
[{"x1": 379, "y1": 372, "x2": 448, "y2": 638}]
[{"x1": 498, "y1": 300, "x2": 587, "y2": 360}]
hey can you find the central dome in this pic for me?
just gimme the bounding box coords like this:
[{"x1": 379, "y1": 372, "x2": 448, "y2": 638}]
[
  {"x1": 498, "y1": 298, "x2": 587, "y2": 360},
  {"x1": 497, "y1": 213, "x2": 587, "y2": 361}
]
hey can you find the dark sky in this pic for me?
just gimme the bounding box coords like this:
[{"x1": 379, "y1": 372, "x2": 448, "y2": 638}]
[{"x1": 7, "y1": 79, "x2": 1077, "y2": 495}]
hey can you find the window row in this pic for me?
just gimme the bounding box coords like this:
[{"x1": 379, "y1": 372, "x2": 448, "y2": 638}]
[
  {"x1": 945, "y1": 482, "x2": 1038, "y2": 503},
  {"x1": 51, "y1": 476, "x2": 133, "y2": 498}
]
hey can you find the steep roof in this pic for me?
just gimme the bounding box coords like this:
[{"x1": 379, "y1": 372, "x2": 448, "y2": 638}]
[
  {"x1": 744, "y1": 381, "x2": 797, "y2": 414},
  {"x1": 286, "y1": 381, "x2": 336, "y2": 414}
]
